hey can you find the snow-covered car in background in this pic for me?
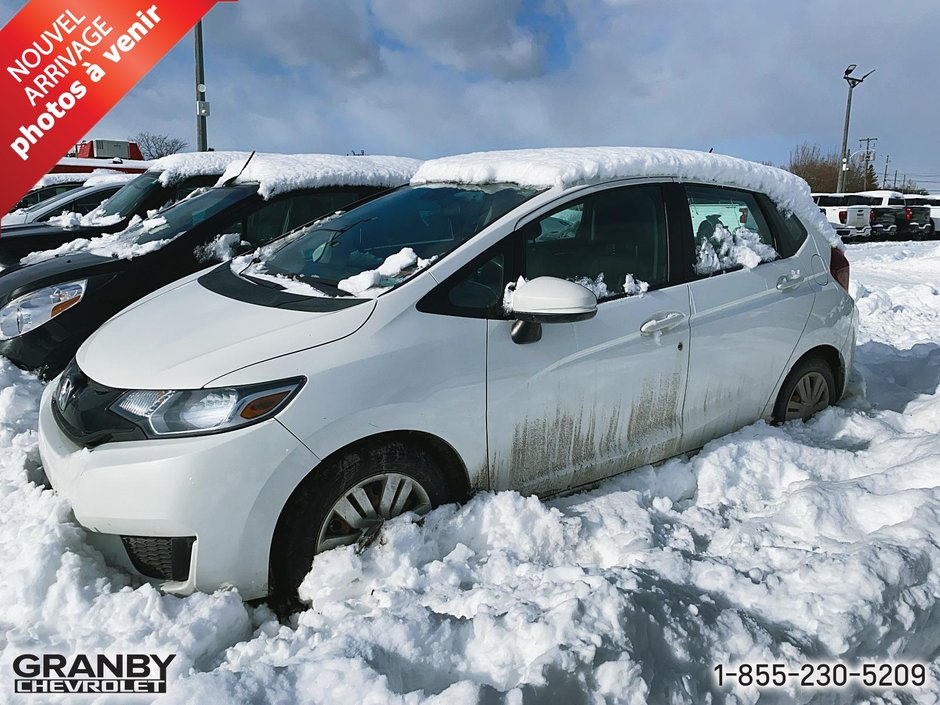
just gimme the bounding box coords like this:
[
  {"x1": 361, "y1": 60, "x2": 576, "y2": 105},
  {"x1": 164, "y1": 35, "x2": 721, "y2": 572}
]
[
  {"x1": 0, "y1": 151, "x2": 250, "y2": 267},
  {"x1": 0, "y1": 153, "x2": 419, "y2": 377},
  {"x1": 2, "y1": 172, "x2": 135, "y2": 227},
  {"x1": 11, "y1": 173, "x2": 87, "y2": 211},
  {"x1": 38, "y1": 147, "x2": 857, "y2": 604}
]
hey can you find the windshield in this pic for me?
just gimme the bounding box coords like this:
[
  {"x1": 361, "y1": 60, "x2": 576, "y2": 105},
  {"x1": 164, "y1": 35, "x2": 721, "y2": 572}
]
[
  {"x1": 95, "y1": 172, "x2": 162, "y2": 219},
  {"x1": 251, "y1": 183, "x2": 538, "y2": 297},
  {"x1": 122, "y1": 185, "x2": 253, "y2": 245}
]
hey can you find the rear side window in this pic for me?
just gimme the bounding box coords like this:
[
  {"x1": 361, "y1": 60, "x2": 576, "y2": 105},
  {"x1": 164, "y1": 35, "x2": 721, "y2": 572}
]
[
  {"x1": 758, "y1": 194, "x2": 808, "y2": 259},
  {"x1": 685, "y1": 185, "x2": 778, "y2": 275}
]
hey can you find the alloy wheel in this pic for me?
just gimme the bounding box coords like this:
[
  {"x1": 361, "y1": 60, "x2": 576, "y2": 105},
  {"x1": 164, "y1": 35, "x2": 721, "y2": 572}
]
[
  {"x1": 785, "y1": 371, "x2": 830, "y2": 421},
  {"x1": 316, "y1": 473, "x2": 432, "y2": 552}
]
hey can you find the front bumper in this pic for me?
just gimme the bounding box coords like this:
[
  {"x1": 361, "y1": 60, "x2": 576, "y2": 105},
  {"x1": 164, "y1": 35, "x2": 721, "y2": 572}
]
[{"x1": 38, "y1": 382, "x2": 320, "y2": 600}]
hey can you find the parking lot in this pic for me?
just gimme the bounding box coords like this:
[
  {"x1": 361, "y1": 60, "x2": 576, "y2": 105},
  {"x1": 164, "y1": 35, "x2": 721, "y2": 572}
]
[{"x1": 0, "y1": 240, "x2": 936, "y2": 703}]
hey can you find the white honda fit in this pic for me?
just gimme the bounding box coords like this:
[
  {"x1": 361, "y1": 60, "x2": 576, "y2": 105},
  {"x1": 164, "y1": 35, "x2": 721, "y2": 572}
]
[{"x1": 38, "y1": 148, "x2": 857, "y2": 602}]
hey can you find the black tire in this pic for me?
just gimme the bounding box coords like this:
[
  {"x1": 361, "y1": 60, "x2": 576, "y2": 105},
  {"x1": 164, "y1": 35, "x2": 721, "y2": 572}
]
[
  {"x1": 772, "y1": 356, "x2": 836, "y2": 424},
  {"x1": 269, "y1": 439, "x2": 451, "y2": 609}
]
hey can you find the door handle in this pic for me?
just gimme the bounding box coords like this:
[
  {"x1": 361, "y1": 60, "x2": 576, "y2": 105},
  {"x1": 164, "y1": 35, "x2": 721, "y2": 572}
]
[
  {"x1": 776, "y1": 270, "x2": 803, "y2": 291},
  {"x1": 640, "y1": 311, "x2": 686, "y2": 335}
]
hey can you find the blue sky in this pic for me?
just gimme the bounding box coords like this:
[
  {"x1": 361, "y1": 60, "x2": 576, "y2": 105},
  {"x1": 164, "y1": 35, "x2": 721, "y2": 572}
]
[{"x1": 3, "y1": 0, "x2": 939, "y2": 189}]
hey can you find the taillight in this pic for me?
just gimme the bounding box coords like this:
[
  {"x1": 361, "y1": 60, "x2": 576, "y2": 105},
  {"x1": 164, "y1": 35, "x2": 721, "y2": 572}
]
[
  {"x1": 830, "y1": 246, "x2": 850, "y2": 291},
  {"x1": 869, "y1": 209, "x2": 876, "y2": 225},
  {"x1": 838, "y1": 210, "x2": 847, "y2": 224},
  {"x1": 905, "y1": 207, "x2": 913, "y2": 221}
]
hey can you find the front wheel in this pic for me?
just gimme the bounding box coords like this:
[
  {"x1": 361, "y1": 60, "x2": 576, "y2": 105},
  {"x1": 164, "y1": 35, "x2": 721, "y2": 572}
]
[
  {"x1": 772, "y1": 356, "x2": 835, "y2": 423},
  {"x1": 269, "y1": 439, "x2": 451, "y2": 608}
]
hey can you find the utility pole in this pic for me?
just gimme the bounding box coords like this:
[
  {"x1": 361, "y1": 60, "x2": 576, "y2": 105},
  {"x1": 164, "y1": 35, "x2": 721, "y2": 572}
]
[
  {"x1": 859, "y1": 137, "x2": 877, "y2": 190},
  {"x1": 882, "y1": 154, "x2": 890, "y2": 187},
  {"x1": 836, "y1": 64, "x2": 875, "y2": 193},
  {"x1": 194, "y1": 20, "x2": 209, "y2": 152},
  {"x1": 893, "y1": 170, "x2": 898, "y2": 189}
]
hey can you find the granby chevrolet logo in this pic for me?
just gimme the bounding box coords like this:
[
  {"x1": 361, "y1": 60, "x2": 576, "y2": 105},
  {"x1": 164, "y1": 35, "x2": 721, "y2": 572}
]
[{"x1": 12, "y1": 653, "x2": 176, "y2": 695}]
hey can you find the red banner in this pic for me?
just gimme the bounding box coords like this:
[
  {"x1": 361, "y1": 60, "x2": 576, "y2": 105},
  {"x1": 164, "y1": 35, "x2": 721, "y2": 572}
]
[{"x1": 0, "y1": 0, "x2": 234, "y2": 217}]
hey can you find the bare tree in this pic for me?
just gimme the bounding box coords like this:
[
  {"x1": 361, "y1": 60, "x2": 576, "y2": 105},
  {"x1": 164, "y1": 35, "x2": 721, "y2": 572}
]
[
  {"x1": 130, "y1": 131, "x2": 189, "y2": 160},
  {"x1": 786, "y1": 142, "x2": 875, "y2": 192}
]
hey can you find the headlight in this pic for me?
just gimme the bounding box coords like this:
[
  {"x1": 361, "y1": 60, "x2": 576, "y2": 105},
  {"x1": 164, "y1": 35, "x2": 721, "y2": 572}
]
[
  {"x1": 0, "y1": 280, "x2": 87, "y2": 340},
  {"x1": 109, "y1": 378, "x2": 304, "y2": 438}
]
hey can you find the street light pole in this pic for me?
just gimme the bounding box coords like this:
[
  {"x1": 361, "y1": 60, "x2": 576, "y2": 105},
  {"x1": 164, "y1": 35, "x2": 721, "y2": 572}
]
[
  {"x1": 835, "y1": 64, "x2": 874, "y2": 193},
  {"x1": 194, "y1": 20, "x2": 209, "y2": 152}
]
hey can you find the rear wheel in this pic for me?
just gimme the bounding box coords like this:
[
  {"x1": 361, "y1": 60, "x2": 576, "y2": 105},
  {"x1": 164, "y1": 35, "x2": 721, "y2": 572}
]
[
  {"x1": 269, "y1": 439, "x2": 451, "y2": 610},
  {"x1": 773, "y1": 356, "x2": 835, "y2": 423}
]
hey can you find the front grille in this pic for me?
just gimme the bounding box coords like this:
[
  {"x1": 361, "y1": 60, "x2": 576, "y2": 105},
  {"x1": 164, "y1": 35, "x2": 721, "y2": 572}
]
[
  {"x1": 52, "y1": 358, "x2": 145, "y2": 447},
  {"x1": 121, "y1": 535, "x2": 195, "y2": 582}
]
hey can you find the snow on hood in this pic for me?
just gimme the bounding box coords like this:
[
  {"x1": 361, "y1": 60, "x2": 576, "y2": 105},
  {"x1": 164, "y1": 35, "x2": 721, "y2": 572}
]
[
  {"x1": 147, "y1": 150, "x2": 252, "y2": 187},
  {"x1": 413, "y1": 147, "x2": 842, "y2": 248},
  {"x1": 77, "y1": 277, "x2": 376, "y2": 389},
  {"x1": 215, "y1": 153, "x2": 422, "y2": 200}
]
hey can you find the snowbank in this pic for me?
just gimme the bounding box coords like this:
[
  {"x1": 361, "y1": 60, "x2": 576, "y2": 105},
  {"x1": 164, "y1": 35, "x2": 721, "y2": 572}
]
[
  {"x1": 0, "y1": 242, "x2": 938, "y2": 703},
  {"x1": 413, "y1": 147, "x2": 842, "y2": 248},
  {"x1": 148, "y1": 151, "x2": 252, "y2": 187},
  {"x1": 215, "y1": 153, "x2": 422, "y2": 200}
]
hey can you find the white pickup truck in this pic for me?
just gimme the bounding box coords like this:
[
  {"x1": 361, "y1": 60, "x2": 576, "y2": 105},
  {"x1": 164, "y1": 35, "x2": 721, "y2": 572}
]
[{"x1": 812, "y1": 193, "x2": 894, "y2": 241}]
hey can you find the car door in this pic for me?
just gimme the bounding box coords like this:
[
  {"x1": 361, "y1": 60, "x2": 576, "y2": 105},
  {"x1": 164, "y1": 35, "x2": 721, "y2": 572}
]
[
  {"x1": 678, "y1": 183, "x2": 819, "y2": 451},
  {"x1": 486, "y1": 182, "x2": 692, "y2": 495}
]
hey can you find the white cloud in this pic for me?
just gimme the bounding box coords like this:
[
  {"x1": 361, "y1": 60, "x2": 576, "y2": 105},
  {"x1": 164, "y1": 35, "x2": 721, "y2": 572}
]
[{"x1": 370, "y1": 0, "x2": 547, "y2": 80}]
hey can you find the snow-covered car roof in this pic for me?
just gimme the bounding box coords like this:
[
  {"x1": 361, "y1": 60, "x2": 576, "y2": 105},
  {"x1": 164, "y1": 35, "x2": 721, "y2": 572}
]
[
  {"x1": 80, "y1": 171, "x2": 137, "y2": 187},
  {"x1": 215, "y1": 153, "x2": 423, "y2": 199},
  {"x1": 32, "y1": 172, "x2": 90, "y2": 189},
  {"x1": 147, "y1": 151, "x2": 252, "y2": 187},
  {"x1": 413, "y1": 146, "x2": 839, "y2": 246}
]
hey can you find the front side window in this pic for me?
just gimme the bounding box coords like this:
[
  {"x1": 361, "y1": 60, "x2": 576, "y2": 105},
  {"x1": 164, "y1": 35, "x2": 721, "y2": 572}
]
[
  {"x1": 255, "y1": 183, "x2": 538, "y2": 297},
  {"x1": 522, "y1": 184, "x2": 668, "y2": 300},
  {"x1": 686, "y1": 185, "x2": 778, "y2": 275}
]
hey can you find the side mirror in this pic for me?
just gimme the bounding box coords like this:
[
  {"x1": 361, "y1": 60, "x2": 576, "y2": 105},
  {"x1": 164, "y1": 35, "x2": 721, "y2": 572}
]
[
  {"x1": 511, "y1": 276, "x2": 598, "y2": 323},
  {"x1": 509, "y1": 277, "x2": 597, "y2": 344}
]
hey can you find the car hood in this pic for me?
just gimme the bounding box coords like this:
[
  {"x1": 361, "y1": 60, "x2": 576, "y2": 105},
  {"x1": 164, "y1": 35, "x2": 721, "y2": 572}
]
[
  {"x1": 0, "y1": 252, "x2": 124, "y2": 305},
  {"x1": 1, "y1": 211, "x2": 29, "y2": 226},
  {"x1": 77, "y1": 276, "x2": 376, "y2": 390},
  {"x1": 0, "y1": 222, "x2": 105, "y2": 239}
]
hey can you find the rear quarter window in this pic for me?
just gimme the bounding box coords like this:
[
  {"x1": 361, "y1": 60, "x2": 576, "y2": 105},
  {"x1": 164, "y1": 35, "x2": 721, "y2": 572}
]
[{"x1": 758, "y1": 194, "x2": 808, "y2": 259}]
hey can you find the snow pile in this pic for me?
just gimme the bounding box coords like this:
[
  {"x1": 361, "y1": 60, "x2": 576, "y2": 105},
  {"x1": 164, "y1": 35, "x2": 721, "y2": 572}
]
[
  {"x1": 338, "y1": 247, "x2": 435, "y2": 297},
  {"x1": 695, "y1": 223, "x2": 778, "y2": 274},
  {"x1": 414, "y1": 147, "x2": 841, "y2": 248},
  {"x1": 19, "y1": 216, "x2": 173, "y2": 265},
  {"x1": 571, "y1": 273, "x2": 648, "y2": 299},
  {"x1": 44, "y1": 211, "x2": 84, "y2": 229},
  {"x1": 195, "y1": 232, "x2": 243, "y2": 264},
  {"x1": 572, "y1": 273, "x2": 610, "y2": 299},
  {"x1": 0, "y1": 242, "x2": 939, "y2": 703},
  {"x1": 215, "y1": 153, "x2": 422, "y2": 200},
  {"x1": 148, "y1": 151, "x2": 251, "y2": 187}
]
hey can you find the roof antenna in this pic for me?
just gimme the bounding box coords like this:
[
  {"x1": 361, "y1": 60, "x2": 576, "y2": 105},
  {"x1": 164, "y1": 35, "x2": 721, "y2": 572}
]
[
  {"x1": 221, "y1": 150, "x2": 256, "y2": 187},
  {"x1": 708, "y1": 147, "x2": 714, "y2": 153}
]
